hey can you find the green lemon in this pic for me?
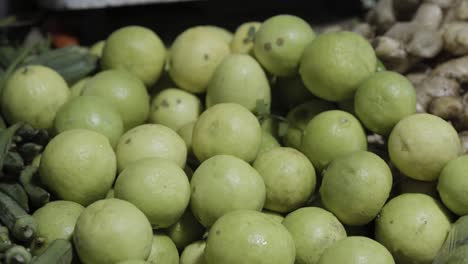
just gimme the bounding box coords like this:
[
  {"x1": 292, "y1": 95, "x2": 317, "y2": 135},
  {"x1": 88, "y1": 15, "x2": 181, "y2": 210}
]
[
  {"x1": 301, "y1": 110, "x2": 367, "y2": 171},
  {"x1": 254, "y1": 15, "x2": 315, "y2": 77},
  {"x1": 204, "y1": 209, "x2": 295, "y2": 264},
  {"x1": 1, "y1": 65, "x2": 70, "y2": 129},
  {"x1": 190, "y1": 155, "x2": 266, "y2": 227},
  {"x1": 192, "y1": 103, "x2": 262, "y2": 163},
  {"x1": 115, "y1": 124, "x2": 187, "y2": 172},
  {"x1": 283, "y1": 207, "x2": 347, "y2": 264},
  {"x1": 165, "y1": 209, "x2": 205, "y2": 250},
  {"x1": 354, "y1": 71, "x2": 416, "y2": 135},
  {"x1": 114, "y1": 158, "x2": 190, "y2": 229},
  {"x1": 39, "y1": 129, "x2": 116, "y2": 206},
  {"x1": 73, "y1": 198, "x2": 153, "y2": 264},
  {"x1": 54, "y1": 96, "x2": 124, "y2": 147},
  {"x1": 261, "y1": 210, "x2": 284, "y2": 223},
  {"x1": 438, "y1": 155, "x2": 468, "y2": 215},
  {"x1": 149, "y1": 88, "x2": 202, "y2": 131},
  {"x1": 168, "y1": 26, "x2": 230, "y2": 93},
  {"x1": 375, "y1": 193, "x2": 452, "y2": 264},
  {"x1": 299, "y1": 31, "x2": 376, "y2": 101},
  {"x1": 318, "y1": 236, "x2": 395, "y2": 264},
  {"x1": 388, "y1": 113, "x2": 461, "y2": 181},
  {"x1": 273, "y1": 75, "x2": 316, "y2": 111},
  {"x1": 146, "y1": 233, "x2": 179, "y2": 264},
  {"x1": 82, "y1": 69, "x2": 150, "y2": 131},
  {"x1": 89, "y1": 40, "x2": 105, "y2": 58},
  {"x1": 201, "y1": 25, "x2": 233, "y2": 44},
  {"x1": 320, "y1": 151, "x2": 392, "y2": 226},
  {"x1": 101, "y1": 26, "x2": 166, "y2": 87},
  {"x1": 180, "y1": 241, "x2": 206, "y2": 264},
  {"x1": 257, "y1": 131, "x2": 280, "y2": 158},
  {"x1": 230, "y1": 22, "x2": 261, "y2": 54},
  {"x1": 31, "y1": 200, "x2": 84, "y2": 255},
  {"x1": 253, "y1": 147, "x2": 316, "y2": 213},
  {"x1": 70, "y1": 77, "x2": 90, "y2": 98},
  {"x1": 206, "y1": 54, "x2": 271, "y2": 113},
  {"x1": 283, "y1": 99, "x2": 335, "y2": 149}
]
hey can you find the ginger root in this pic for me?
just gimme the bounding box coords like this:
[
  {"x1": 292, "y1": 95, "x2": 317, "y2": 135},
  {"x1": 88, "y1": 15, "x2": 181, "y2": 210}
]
[
  {"x1": 374, "y1": 36, "x2": 414, "y2": 73},
  {"x1": 433, "y1": 55, "x2": 468, "y2": 83},
  {"x1": 412, "y1": 3, "x2": 444, "y2": 29},
  {"x1": 414, "y1": 75, "x2": 460, "y2": 112},
  {"x1": 393, "y1": 0, "x2": 421, "y2": 20},
  {"x1": 373, "y1": 3, "x2": 444, "y2": 72},
  {"x1": 442, "y1": 23, "x2": 468, "y2": 55},
  {"x1": 406, "y1": 72, "x2": 429, "y2": 85},
  {"x1": 423, "y1": 0, "x2": 455, "y2": 9},
  {"x1": 428, "y1": 96, "x2": 463, "y2": 121},
  {"x1": 366, "y1": 0, "x2": 397, "y2": 33}
]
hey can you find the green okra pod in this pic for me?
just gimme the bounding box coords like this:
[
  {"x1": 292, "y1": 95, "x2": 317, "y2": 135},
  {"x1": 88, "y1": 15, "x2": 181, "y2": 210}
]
[
  {"x1": 31, "y1": 239, "x2": 73, "y2": 264},
  {"x1": 4, "y1": 245, "x2": 32, "y2": 264},
  {"x1": 0, "y1": 183, "x2": 29, "y2": 212},
  {"x1": 0, "y1": 191, "x2": 36, "y2": 242},
  {"x1": 19, "y1": 166, "x2": 50, "y2": 209},
  {"x1": 0, "y1": 224, "x2": 12, "y2": 252}
]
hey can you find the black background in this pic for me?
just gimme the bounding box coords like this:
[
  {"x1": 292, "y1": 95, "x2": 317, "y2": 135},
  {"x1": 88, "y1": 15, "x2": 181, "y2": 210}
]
[{"x1": 3, "y1": 0, "x2": 366, "y2": 46}]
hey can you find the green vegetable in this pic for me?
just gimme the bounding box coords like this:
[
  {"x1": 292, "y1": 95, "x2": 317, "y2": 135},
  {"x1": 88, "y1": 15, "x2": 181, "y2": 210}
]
[
  {"x1": 0, "y1": 191, "x2": 36, "y2": 242},
  {"x1": 31, "y1": 239, "x2": 73, "y2": 264},
  {"x1": 19, "y1": 166, "x2": 50, "y2": 209},
  {"x1": 0, "y1": 224, "x2": 12, "y2": 252},
  {"x1": 17, "y1": 143, "x2": 42, "y2": 163},
  {"x1": 5, "y1": 245, "x2": 31, "y2": 264},
  {"x1": 0, "y1": 123, "x2": 23, "y2": 178},
  {"x1": 3, "y1": 152, "x2": 24, "y2": 177},
  {"x1": 0, "y1": 183, "x2": 29, "y2": 212},
  {"x1": 14, "y1": 124, "x2": 37, "y2": 143},
  {"x1": 30, "y1": 130, "x2": 49, "y2": 147},
  {"x1": 22, "y1": 45, "x2": 98, "y2": 84}
]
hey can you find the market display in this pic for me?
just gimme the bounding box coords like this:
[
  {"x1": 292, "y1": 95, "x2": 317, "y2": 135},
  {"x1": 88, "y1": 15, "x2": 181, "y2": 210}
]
[{"x1": 1, "y1": 0, "x2": 468, "y2": 263}]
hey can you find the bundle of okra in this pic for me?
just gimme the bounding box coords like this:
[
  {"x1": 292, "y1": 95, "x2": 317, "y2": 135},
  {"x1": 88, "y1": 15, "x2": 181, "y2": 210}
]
[{"x1": 0, "y1": 123, "x2": 73, "y2": 264}]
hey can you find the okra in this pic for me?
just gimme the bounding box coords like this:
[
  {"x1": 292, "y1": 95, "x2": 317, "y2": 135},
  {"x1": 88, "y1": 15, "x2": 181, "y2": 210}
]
[
  {"x1": 0, "y1": 224, "x2": 12, "y2": 252},
  {"x1": 19, "y1": 166, "x2": 50, "y2": 209},
  {"x1": 0, "y1": 191, "x2": 36, "y2": 242},
  {"x1": 17, "y1": 143, "x2": 42, "y2": 163},
  {"x1": 4, "y1": 245, "x2": 31, "y2": 264},
  {"x1": 0, "y1": 183, "x2": 29, "y2": 212},
  {"x1": 31, "y1": 239, "x2": 73, "y2": 264}
]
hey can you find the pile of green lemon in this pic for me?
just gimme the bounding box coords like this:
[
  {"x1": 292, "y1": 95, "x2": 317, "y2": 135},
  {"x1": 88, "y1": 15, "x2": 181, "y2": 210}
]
[{"x1": 2, "y1": 14, "x2": 466, "y2": 264}]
